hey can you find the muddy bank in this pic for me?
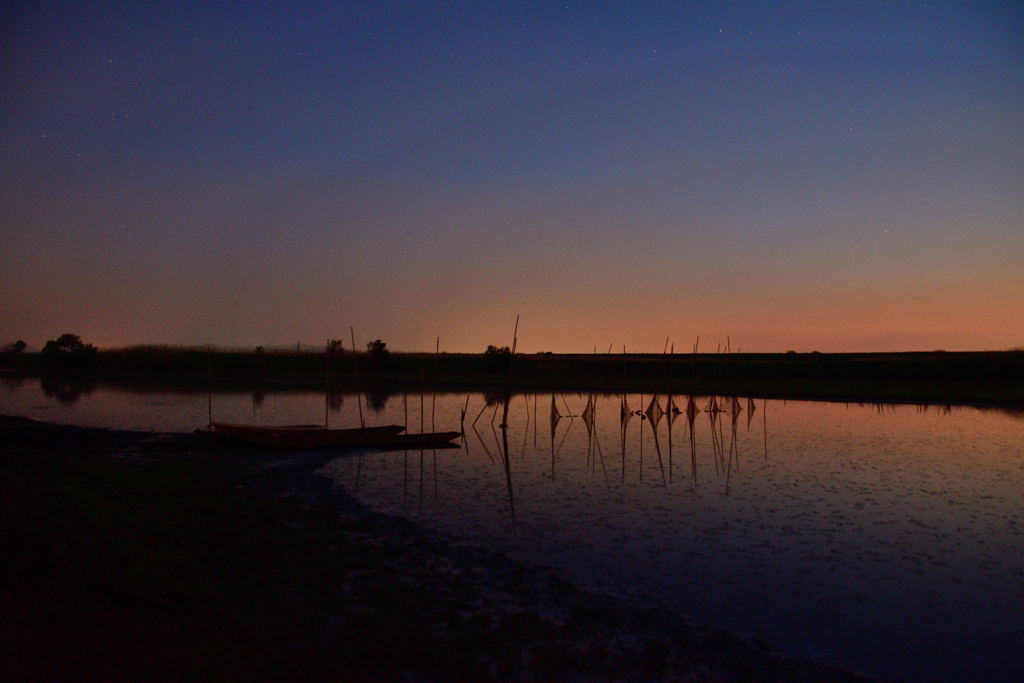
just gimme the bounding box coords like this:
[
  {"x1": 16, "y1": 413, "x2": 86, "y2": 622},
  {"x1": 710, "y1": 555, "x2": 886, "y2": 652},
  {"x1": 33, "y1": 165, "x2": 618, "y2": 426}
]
[{"x1": 1, "y1": 416, "x2": 866, "y2": 681}]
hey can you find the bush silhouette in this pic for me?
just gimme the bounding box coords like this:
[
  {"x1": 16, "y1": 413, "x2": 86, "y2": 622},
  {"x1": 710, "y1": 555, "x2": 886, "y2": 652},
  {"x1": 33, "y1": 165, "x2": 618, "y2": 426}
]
[
  {"x1": 0, "y1": 340, "x2": 27, "y2": 368},
  {"x1": 483, "y1": 344, "x2": 512, "y2": 370},
  {"x1": 2, "y1": 340, "x2": 27, "y2": 355},
  {"x1": 41, "y1": 333, "x2": 97, "y2": 368},
  {"x1": 365, "y1": 339, "x2": 390, "y2": 369}
]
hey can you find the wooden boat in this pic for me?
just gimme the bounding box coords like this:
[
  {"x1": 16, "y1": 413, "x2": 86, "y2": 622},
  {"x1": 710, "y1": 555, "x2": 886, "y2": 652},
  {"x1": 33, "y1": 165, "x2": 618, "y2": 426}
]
[{"x1": 209, "y1": 422, "x2": 459, "y2": 450}]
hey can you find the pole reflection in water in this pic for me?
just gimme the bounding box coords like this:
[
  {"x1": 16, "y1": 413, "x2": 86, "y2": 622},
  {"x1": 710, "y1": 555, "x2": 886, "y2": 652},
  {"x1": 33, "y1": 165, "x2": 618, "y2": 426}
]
[
  {"x1": 620, "y1": 394, "x2": 631, "y2": 485},
  {"x1": 637, "y1": 393, "x2": 644, "y2": 481},
  {"x1": 520, "y1": 394, "x2": 530, "y2": 459},
  {"x1": 686, "y1": 396, "x2": 698, "y2": 485},
  {"x1": 550, "y1": 394, "x2": 559, "y2": 480},
  {"x1": 500, "y1": 392, "x2": 515, "y2": 526},
  {"x1": 667, "y1": 394, "x2": 676, "y2": 482},
  {"x1": 645, "y1": 395, "x2": 667, "y2": 487},
  {"x1": 763, "y1": 398, "x2": 768, "y2": 462},
  {"x1": 533, "y1": 393, "x2": 538, "y2": 449}
]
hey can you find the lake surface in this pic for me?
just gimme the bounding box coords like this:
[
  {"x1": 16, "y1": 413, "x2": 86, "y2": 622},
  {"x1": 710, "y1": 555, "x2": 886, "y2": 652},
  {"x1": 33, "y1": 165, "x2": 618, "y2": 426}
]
[{"x1": 3, "y1": 376, "x2": 1022, "y2": 680}]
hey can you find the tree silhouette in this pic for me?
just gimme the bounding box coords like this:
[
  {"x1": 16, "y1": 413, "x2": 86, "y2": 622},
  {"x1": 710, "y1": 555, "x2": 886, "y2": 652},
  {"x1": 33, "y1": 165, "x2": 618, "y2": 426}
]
[
  {"x1": 1, "y1": 340, "x2": 26, "y2": 355},
  {"x1": 0, "y1": 340, "x2": 27, "y2": 368},
  {"x1": 327, "y1": 339, "x2": 344, "y2": 361},
  {"x1": 366, "y1": 339, "x2": 388, "y2": 355},
  {"x1": 483, "y1": 344, "x2": 512, "y2": 370},
  {"x1": 365, "y1": 339, "x2": 390, "y2": 369},
  {"x1": 41, "y1": 333, "x2": 97, "y2": 367}
]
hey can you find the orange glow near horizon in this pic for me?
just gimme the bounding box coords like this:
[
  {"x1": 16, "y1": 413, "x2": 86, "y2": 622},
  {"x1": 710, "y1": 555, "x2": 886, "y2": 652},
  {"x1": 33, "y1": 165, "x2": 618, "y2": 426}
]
[{"x1": 2, "y1": 3, "x2": 1021, "y2": 355}]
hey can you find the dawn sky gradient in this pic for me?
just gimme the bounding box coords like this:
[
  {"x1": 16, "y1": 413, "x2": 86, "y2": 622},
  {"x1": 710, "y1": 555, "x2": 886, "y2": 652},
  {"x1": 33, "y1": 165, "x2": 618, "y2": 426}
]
[{"x1": 2, "y1": 1, "x2": 1022, "y2": 352}]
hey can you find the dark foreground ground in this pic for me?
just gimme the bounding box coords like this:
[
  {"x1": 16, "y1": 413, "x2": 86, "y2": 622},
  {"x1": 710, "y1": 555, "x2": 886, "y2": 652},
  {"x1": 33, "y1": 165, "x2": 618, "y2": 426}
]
[{"x1": 1, "y1": 416, "x2": 867, "y2": 682}]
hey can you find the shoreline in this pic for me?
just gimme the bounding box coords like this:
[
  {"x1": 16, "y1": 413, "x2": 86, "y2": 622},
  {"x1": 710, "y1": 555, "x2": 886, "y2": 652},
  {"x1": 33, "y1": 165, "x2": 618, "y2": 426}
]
[
  {"x1": 1, "y1": 415, "x2": 868, "y2": 680},
  {"x1": 5, "y1": 349, "x2": 1023, "y2": 406},
  {"x1": 6, "y1": 372, "x2": 1024, "y2": 416}
]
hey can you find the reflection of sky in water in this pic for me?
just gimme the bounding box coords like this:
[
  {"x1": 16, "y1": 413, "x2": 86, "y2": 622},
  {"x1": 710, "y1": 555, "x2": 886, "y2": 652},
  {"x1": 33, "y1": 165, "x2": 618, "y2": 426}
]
[{"x1": 2, "y1": 379, "x2": 1022, "y2": 680}]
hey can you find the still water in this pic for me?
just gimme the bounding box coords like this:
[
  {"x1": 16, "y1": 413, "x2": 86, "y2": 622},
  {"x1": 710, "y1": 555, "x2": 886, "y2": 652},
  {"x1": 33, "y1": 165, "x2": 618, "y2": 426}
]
[{"x1": 3, "y1": 377, "x2": 1022, "y2": 680}]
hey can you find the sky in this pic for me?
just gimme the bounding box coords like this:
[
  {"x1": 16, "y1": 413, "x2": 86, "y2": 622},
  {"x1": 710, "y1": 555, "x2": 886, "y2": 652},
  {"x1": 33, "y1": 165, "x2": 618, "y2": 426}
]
[{"x1": 2, "y1": 1, "x2": 1022, "y2": 353}]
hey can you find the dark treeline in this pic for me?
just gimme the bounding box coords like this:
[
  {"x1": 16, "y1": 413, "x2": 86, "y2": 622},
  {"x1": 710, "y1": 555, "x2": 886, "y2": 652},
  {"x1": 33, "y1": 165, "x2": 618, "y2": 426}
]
[{"x1": 4, "y1": 346, "x2": 1023, "y2": 405}]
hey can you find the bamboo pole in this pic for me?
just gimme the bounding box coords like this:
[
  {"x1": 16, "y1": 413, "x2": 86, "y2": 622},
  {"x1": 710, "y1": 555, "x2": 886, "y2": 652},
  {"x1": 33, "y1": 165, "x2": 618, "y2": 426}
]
[
  {"x1": 533, "y1": 393, "x2": 538, "y2": 447},
  {"x1": 352, "y1": 325, "x2": 364, "y2": 428},
  {"x1": 350, "y1": 327, "x2": 358, "y2": 378},
  {"x1": 470, "y1": 397, "x2": 489, "y2": 428},
  {"x1": 763, "y1": 398, "x2": 768, "y2": 462},
  {"x1": 509, "y1": 314, "x2": 520, "y2": 384},
  {"x1": 324, "y1": 338, "x2": 330, "y2": 428},
  {"x1": 206, "y1": 346, "x2": 213, "y2": 428},
  {"x1": 402, "y1": 394, "x2": 409, "y2": 505}
]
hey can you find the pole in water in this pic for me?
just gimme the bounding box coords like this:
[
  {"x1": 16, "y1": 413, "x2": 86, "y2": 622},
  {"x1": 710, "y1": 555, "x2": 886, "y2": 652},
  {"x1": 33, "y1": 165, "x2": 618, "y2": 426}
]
[
  {"x1": 206, "y1": 346, "x2": 213, "y2": 428},
  {"x1": 349, "y1": 326, "x2": 359, "y2": 379},
  {"x1": 509, "y1": 314, "x2": 520, "y2": 382},
  {"x1": 324, "y1": 338, "x2": 330, "y2": 428}
]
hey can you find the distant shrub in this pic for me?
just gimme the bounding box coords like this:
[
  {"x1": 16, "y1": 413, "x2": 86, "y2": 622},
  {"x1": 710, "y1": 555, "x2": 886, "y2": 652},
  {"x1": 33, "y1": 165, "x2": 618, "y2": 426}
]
[
  {"x1": 483, "y1": 344, "x2": 512, "y2": 370},
  {"x1": 0, "y1": 339, "x2": 27, "y2": 368},
  {"x1": 365, "y1": 339, "x2": 390, "y2": 369},
  {"x1": 41, "y1": 333, "x2": 97, "y2": 368},
  {"x1": 1, "y1": 340, "x2": 27, "y2": 355}
]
